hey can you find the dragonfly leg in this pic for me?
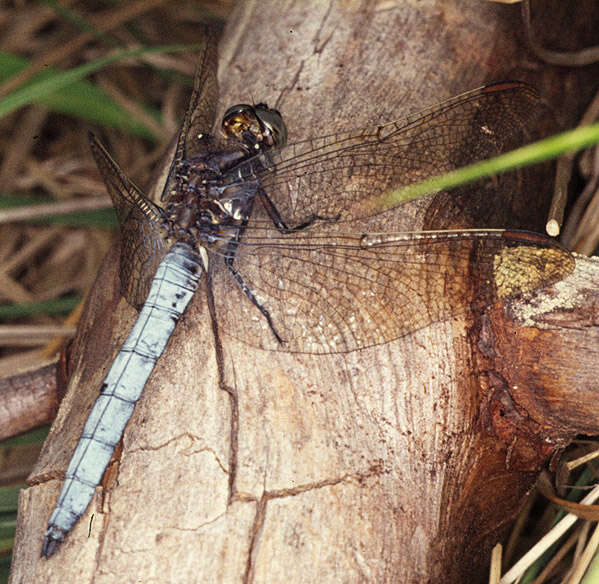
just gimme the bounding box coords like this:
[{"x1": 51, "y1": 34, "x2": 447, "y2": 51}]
[
  {"x1": 224, "y1": 235, "x2": 284, "y2": 344},
  {"x1": 258, "y1": 187, "x2": 339, "y2": 233},
  {"x1": 225, "y1": 256, "x2": 284, "y2": 344}
]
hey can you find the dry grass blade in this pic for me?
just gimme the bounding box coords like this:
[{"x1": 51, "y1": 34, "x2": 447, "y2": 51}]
[
  {"x1": 555, "y1": 87, "x2": 599, "y2": 247},
  {"x1": 0, "y1": 105, "x2": 48, "y2": 187},
  {"x1": 489, "y1": 544, "x2": 503, "y2": 584},
  {"x1": 0, "y1": 3, "x2": 232, "y2": 577},
  {"x1": 0, "y1": 0, "x2": 171, "y2": 99},
  {"x1": 566, "y1": 522, "x2": 599, "y2": 584},
  {"x1": 522, "y1": 0, "x2": 599, "y2": 66},
  {"x1": 500, "y1": 486, "x2": 599, "y2": 583},
  {"x1": 0, "y1": 325, "x2": 76, "y2": 346},
  {"x1": 537, "y1": 473, "x2": 599, "y2": 522},
  {"x1": 531, "y1": 528, "x2": 581, "y2": 584}
]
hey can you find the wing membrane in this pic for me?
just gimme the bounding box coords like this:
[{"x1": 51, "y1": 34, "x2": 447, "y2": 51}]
[
  {"x1": 89, "y1": 133, "x2": 170, "y2": 307},
  {"x1": 159, "y1": 27, "x2": 219, "y2": 203},
  {"x1": 210, "y1": 228, "x2": 574, "y2": 354},
  {"x1": 236, "y1": 83, "x2": 543, "y2": 226},
  {"x1": 88, "y1": 29, "x2": 218, "y2": 307}
]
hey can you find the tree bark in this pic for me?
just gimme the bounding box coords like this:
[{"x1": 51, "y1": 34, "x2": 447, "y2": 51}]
[
  {"x1": 10, "y1": 2, "x2": 599, "y2": 583},
  {"x1": 0, "y1": 362, "x2": 59, "y2": 441}
]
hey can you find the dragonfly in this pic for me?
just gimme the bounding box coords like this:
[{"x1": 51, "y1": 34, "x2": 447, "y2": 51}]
[{"x1": 41, "y1": 35, "x2": 575, "y2": 557}]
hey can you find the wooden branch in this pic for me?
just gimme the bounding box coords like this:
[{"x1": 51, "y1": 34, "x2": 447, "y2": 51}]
[
  {"x1": 10, "y1": 3, "x2": 597, "y2": 584},
  {"x1": 0, "y1": 362, "x2": 59, "y2": 441}
]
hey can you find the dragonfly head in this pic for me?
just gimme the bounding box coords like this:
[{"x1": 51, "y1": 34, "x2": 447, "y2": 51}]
[{"x1": 222, "y1": 103, "x2": 287, "y2": 152}]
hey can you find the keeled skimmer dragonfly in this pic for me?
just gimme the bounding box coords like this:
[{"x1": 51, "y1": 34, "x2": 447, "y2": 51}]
[{"x1": 41, "y1": 34, "x2": 574, "y2": 557}]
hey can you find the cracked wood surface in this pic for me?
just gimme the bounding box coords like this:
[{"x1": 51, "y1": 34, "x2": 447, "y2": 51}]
[{"x1": 10, "y1": 2, "x2": 599, "y2": 583}]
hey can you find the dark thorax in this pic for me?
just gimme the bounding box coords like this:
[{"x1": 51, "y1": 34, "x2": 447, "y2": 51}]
[{"x1": 166, "y1": 103, "x2": 286, "y2": 255}]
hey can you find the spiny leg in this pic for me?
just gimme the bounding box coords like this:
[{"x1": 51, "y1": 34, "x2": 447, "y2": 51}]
[
  {"x1": 224, "y1": 227, "x2": 284, "y2": 345},
  {"x1": 258, "y1": 187, "x2": 339, "y2": 233},
  {"x1": 224, "y1": 188, "x2": 338, "y2": 344}
]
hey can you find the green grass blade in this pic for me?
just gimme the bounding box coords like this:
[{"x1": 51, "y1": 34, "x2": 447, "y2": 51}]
[
  {"x1": 0, "y1": 487, "x2": 19, "y2": 516},
  {"x1": 0, "y1": 297, "x2": 81, "y2": 319},
  {"x1": 371, "y1": 123, "x2": 599, "y2": 213},
  {"x1": 0, "y1": 52, "x2": 157, "y2": 137},
  {"x1": 0, "y1": 427, "x2": 49, "y2": 449},
  {"x1": 0, "y1": 44, "x2": 199, "y2": 126},
  {"x1": 581, "y1": 548, "x2": 599, "y2": 584},
  {"x1": 36, "y1": 211, "x2": 116, "y2": 227},
  {"x1": 43, "y1": 0, "x2": 111, "y2": 41},
  {"x1": 0, "y1": 194, "x2": 118, "y2": 227},
  {"x1": 0, "y1": 486, "x2": 19, "y2": 584},
  {"x1": 519, "y1": 467, "x2": 599, "y2": 583},
  {"x1": 30, "y1": 208, "x2": 117, "y2": 228}
]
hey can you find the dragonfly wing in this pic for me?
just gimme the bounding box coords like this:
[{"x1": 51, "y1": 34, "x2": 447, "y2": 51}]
[
  {"x1": 89, "y1": 133, "x2": 170, "y2": 308},
  {"x1": 210, "y1": 228, "x2": 574, "y2": 354},
  {"x1": 250, "y1": 82, "x2": 543, "y2": 226},
  {"x1": 159, "y1": 27, "x2": 219, "y2": 203}
]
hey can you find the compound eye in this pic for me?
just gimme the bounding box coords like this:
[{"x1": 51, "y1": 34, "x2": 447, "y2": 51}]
[
  {"x1": 223, "y1": 104, "x2": 253, "y2": 121},
  {"x1": 221, "y1": 104, "x2": 258, "y2": 141},
  {"x1": 254, "y1": 105, "x2": 287, "y2": 148},
  {"x1": 221, "y1": 103, "x2": 287, "y2": 151}
]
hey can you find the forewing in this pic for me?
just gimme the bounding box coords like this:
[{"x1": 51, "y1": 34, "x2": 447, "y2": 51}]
[
  {"x1": 209, "y1": 229, "x2": 574, "y2": 354},
  {"x1": 89, "y1": 133, "x2": 169, "y2": 307},
  {"x1": 159, "y1": 27, "x2": 219, "y2": 203},
  {"x1": 245, "y1": 82, "x2": 543, "y2": 226}
]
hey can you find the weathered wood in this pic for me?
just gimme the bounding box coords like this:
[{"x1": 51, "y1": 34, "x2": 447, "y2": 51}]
[
  {"x1": 0, "y1": 362, "x2": 58, "y2": 441},
  {"x1": 10, "y1": 2, "x2": 599, "y2": 583}
]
